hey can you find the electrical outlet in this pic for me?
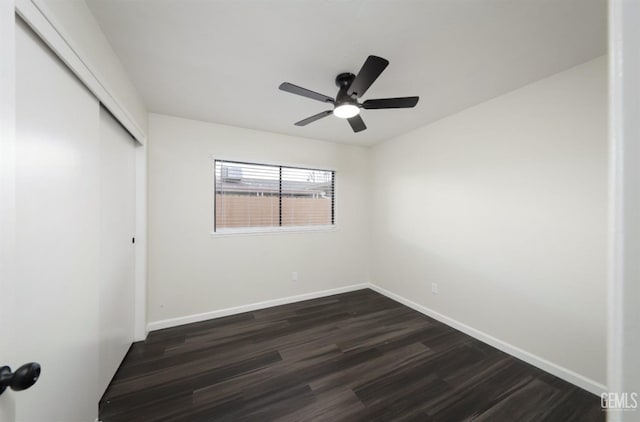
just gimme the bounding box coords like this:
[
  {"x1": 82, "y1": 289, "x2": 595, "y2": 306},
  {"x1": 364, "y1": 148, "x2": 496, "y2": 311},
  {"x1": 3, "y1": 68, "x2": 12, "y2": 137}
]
[
  {"x1": 431, "y1": 283, "x2": 439, "y2": 294},
  {"x1": 291, "y1": 272, "x2": 299, "y2": 282}
]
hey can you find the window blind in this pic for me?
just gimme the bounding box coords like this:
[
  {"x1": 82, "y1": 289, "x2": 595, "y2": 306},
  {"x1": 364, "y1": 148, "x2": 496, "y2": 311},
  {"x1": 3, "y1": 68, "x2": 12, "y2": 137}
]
[{"x1": 215, "y1": 160, "x2": 335, "y2": 231}]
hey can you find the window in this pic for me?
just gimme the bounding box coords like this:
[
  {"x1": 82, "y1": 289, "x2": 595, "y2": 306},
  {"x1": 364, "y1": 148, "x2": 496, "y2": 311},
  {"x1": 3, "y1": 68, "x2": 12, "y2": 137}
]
[{"x1": 214, "y1": 160, "x2": 335, "y2": 233}]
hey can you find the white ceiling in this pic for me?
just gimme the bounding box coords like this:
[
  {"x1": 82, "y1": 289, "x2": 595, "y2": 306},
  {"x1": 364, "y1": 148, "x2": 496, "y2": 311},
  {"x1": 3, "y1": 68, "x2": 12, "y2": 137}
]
[{"x1": 86, "y1": 0, "x2": 606, "y2": 146}]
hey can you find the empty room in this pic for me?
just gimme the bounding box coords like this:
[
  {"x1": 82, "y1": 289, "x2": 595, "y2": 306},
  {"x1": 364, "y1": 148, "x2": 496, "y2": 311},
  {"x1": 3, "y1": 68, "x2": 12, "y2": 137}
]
[{"x1": 1, "y1": 0, "x2": 639, "y2": 421}]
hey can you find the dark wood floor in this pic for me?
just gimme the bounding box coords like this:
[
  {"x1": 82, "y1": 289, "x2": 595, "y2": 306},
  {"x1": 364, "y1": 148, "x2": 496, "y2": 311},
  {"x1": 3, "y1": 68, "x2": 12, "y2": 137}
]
[{"x1": 99, "y1": 289, "x2": 604, "y2": 421}]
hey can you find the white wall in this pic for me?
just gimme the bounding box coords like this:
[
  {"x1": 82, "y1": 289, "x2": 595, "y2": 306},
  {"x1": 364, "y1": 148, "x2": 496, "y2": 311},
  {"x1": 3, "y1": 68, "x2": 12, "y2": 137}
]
[
  {"x1": 147, "y1": 114, "x2": 371, "y2": 325},
  {"x1": 370, "y1": 57, "x2": 607, "y2": 388}
]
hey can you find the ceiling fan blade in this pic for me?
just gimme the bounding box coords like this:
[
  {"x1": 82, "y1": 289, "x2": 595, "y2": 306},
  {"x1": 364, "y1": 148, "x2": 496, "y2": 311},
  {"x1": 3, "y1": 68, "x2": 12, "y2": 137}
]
[
  {"x1": 294, "y1": 110, "x2": 333, "y2": 126},
  {"x1": 279, "y1": 82, "x2": 335, "y2": 104},
  {"x1": 347, "y1": 114, "x2": 367, "y2": 133},
  {"x1": 362, "y1": 96, "x2": 419, "y2": 109},
  {"x1": 347, "y1": 55, "x2": 389, "y2": 98}
]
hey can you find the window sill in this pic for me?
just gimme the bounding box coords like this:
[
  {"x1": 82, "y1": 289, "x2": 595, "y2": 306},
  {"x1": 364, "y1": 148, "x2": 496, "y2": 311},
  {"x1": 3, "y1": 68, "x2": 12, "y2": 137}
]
[{"x1": 210, "y1": 225, "x2": 337, "y2": 238}]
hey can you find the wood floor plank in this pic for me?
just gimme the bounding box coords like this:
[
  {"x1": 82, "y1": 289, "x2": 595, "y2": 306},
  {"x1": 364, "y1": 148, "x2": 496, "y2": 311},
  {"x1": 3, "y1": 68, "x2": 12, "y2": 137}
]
[{"x1": 99, "y1": 289, "x2": 604, "y2": 421}]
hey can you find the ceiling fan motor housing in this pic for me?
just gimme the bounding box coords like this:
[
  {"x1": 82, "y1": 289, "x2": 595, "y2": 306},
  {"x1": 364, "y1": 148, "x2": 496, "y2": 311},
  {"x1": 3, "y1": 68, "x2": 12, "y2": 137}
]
[
  {"x1": 335, "y1": 72, "x2": 355, "y2": 88},
  {"x1": 334, "y1": 72, "x2": 358, "y2": 107}
]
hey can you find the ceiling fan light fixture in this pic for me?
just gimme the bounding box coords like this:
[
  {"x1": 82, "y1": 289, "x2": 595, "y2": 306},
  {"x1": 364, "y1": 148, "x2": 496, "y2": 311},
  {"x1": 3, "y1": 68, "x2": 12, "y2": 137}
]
[
  {"x1": 333, "y1": 103, "x2": 360, "y2": 119},
  {"x1": 279, "y1": 55, "x2": 418, "y2": 132}
]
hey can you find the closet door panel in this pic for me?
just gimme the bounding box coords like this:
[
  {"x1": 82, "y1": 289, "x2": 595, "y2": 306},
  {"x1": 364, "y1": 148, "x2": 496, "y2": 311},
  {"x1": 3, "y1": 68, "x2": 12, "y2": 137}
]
[
  {"x1": 98, "y1": 106, "x2": 136, "y2": 394},
  {"x1": 14, "y1": 16, "x2": 100, "y2": 421}
]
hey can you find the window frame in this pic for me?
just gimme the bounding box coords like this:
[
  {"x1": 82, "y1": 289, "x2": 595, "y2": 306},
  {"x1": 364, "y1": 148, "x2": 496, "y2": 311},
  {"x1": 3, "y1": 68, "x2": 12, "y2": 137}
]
[{"x1": 211, "y1": 158, "x2": 336, "y2": 236}]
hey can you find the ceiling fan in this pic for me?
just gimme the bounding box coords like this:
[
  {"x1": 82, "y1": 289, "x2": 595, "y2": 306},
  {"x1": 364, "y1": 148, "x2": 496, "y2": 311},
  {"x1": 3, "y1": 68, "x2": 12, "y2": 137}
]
[{"x1": 279, "y1": 55, "x2": 419, "y2": 133}]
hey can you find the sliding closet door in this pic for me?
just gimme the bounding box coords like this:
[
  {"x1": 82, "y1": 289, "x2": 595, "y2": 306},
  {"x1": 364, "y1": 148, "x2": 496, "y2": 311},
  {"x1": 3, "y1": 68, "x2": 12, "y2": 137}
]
[
  {"x1": 14, "y1": 16, "x2": 101, "y2": 421},
  {"x1": 13, "y1": 17, "x2": 138, "y2": 421},
  {"x1": 0, "y1": 5, "x2": 17, "y2": 421},
  {"x1": 98, "y1": 106, "x2": 136, "y2": 394}
]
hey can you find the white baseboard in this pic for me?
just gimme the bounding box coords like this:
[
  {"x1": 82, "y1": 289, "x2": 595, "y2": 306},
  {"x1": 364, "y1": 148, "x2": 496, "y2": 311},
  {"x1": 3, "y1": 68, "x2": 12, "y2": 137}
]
[
  {"x1": 367, "y1": 283, "x2": 607, "y2": 396},
  {"x1": 147, "y1": 283, "x2": 369, "y2": 332}
]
